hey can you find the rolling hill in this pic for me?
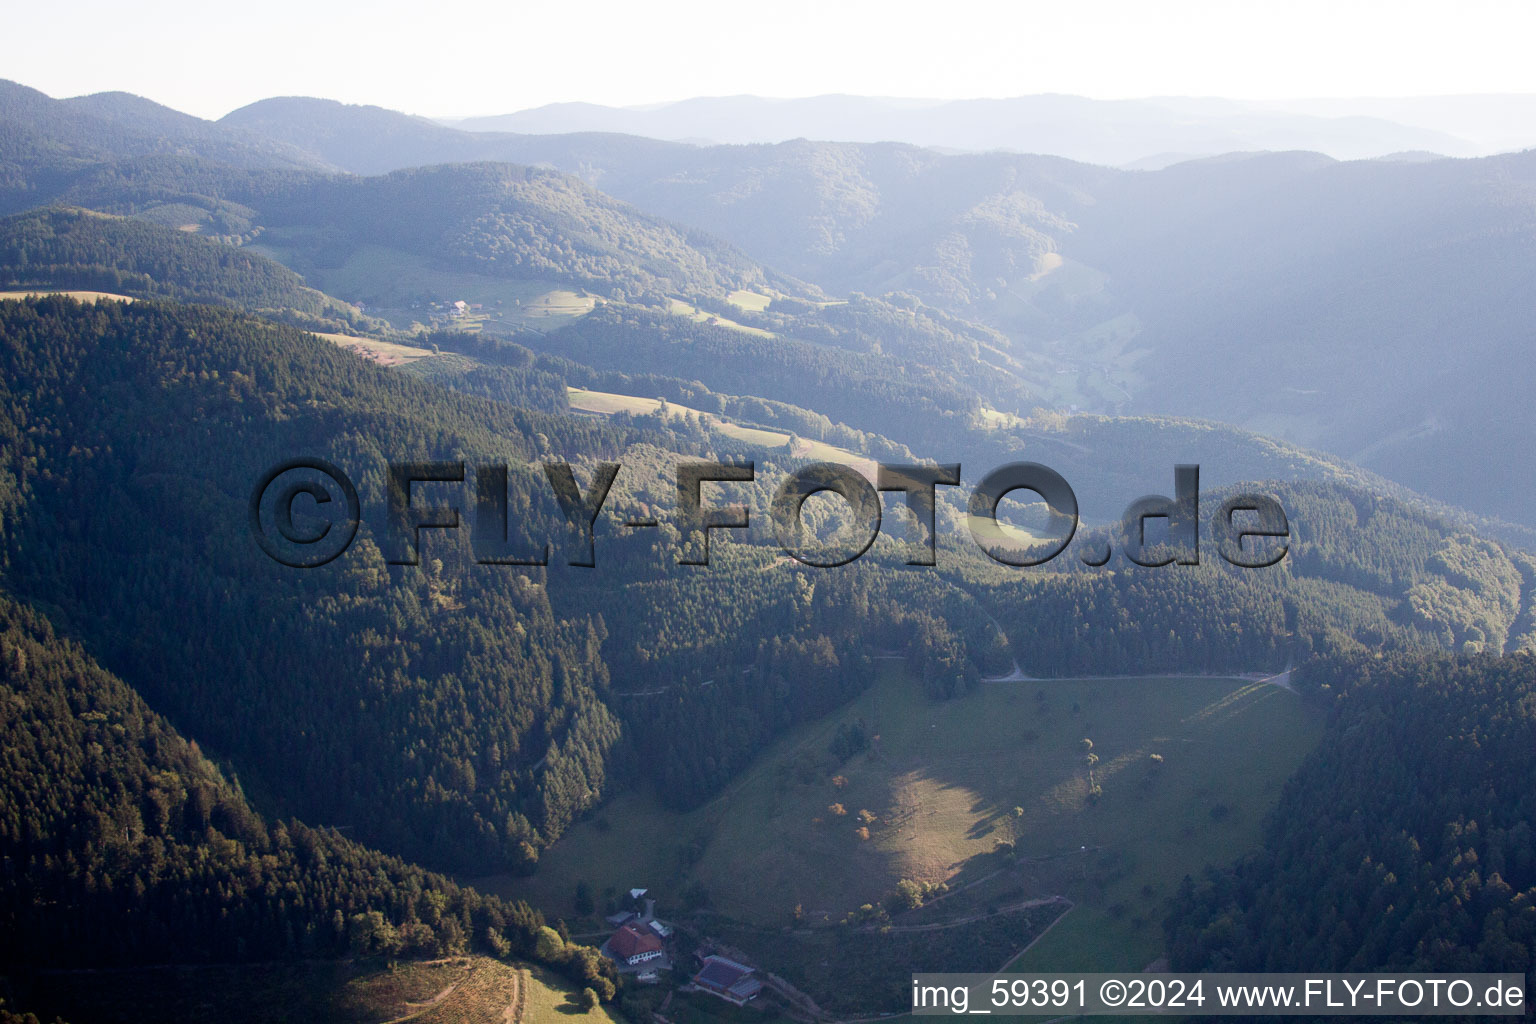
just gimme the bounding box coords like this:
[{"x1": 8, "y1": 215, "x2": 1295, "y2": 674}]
[
  {"x1": 1166, "y1": 649, "x2": 1536, "y2": 975},
  {"x1": 246, "y1": 161, "x2": 801, "y2": 304},
  {"x1": 216, "y1": 96, "x2": 1536, "y2": 529},
  {"x1": 0, "y1": 586, "x2": 621, "y2": 1020},
  {"x1": 3, "y1": 76, "x2": 1536, "y2": 1017},
  {"x1": 0, "y1": 207, "x2": 372, "y2": 330},
  {"x1": 0, "y1": 79, "x2": 328, "y2": 214},
  {"x1": 15, "y1": 86, "x2": 1536, "y2": 528}
]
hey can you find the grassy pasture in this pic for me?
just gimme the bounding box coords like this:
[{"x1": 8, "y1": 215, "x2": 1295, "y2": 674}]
[
  {"x1": 333, "y1": 958, "x2": 471, "y2": 1019},
  {"x1": 667, "y1": 298, "x2": 775, "y2": 338},
  {"x1": 493, "y1": 664, "x2": 1320, "y2": 976},
  {"x1": 977, "y1": 405, "x2": 1028, "y2": 429},
  {"x1": 664, "y1": 990, "x2": 796, "y2": 1024},
  {"x1": 712, "y1": 901, "x2": 1069, "y2": 1016},
  {"x1": 521, "y1": 963, "x2": 624, "y2": 1024},
  {"x1": 4, "y1": 956, "x2": 611, "y2": 1024},
  {"x1": 341, "y1": 958, "x2": 620, "y2": 1024},
  {"x1": 565, "y1": 387, "x2": 874, "y2": 475},
  {"x1": 1029, "y1": 251, "x2": 1065, "y2": 280},
  {"x1": 249, "y1": 240, "x2": 598, "y2": 334},
  {"x1": 725, "y1": 289, "x2": 774, "y2": 312},
  {"x1": 316, "y1": 331, "x2": 439, "y2": 366},
  {"x1": 0, "y1": 289, "x2": 135, "y2": 303}
]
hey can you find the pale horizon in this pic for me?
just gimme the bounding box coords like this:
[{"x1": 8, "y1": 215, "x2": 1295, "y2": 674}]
[
  {"x1": 9, "y1": 0, "x2": 1536, "y2": 121},
  {"x1": 12, "y1": 78, "x2": 1536, "y2": 133}
]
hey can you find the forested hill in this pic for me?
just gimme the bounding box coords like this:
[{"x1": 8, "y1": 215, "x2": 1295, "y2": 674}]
[
  {"x1": 1, "y1": 149, "x2": 806, "y2": 307},
  {"x1": 226, "y1": 107, "x2": 1112, "y2": 325},
  {"x1": 0, "y1": 589, "x2": 617, "y2": 990},
  {"x1": 206, "y1": 93, "x2": 1536, "y2": 528},
  {"x1": 0, "y1": 295, "x2": 640, "y2": 875},
  {"x1": 250, "y1": 162, "x2": 798, "y2": 302},
  {"x1": 0, "y1": 78, "x2": 327, "y2": 198},
  {"x1": 2, "y1": 292, "x2": 1530, "y2": 877},
  {"x1": 13, "y1": 87, "x2": 1536, "y2": 527},
  {"x1": 0, "y1": 295, "x2": 958, "y2": 879},
  {"x1": 1, "y1": 289, "x2": 1534, "y2": 1017},
  {"x1": 222, "y1": 96, "x2": 654, "y2": 176},
  {"x1": 1165, "y1": 650, "x2": 1536, "y2": 974},
  {"x1": 0, "y1": 207, "x2": 370, "y2": 329}
]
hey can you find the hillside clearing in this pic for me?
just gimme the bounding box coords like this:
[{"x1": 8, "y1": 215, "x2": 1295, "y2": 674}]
[
  {"x1": 5, "y1": 956, "x2": 613, "y2": 1024},
  {"x1": 726, "y1": 289, "x2": 774, "y2": 312},
  {"x1": 521, "y1": 963, "x2": 623, "y2": 1024},
  {"x1": 667, "y1": 298, "x2": 775, "y2": 338},
  {"x1": 489, "y1": 664, "x2": 1321, "y2": 976},
  {"x1": 317, "y1": 331, "x2": 439, "y2": 366},
  {"x1": 0, "y1": 289, "x2": 135, "y2": 303},
  {"x1": 248, "y1": 240, "x2": 598, "y2": 333},
  {"x1": 566, "y1": 387, "x2": 874, "y2": 475}
]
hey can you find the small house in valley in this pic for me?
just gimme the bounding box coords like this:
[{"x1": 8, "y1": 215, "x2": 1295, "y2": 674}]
[{"x1": 692, "y1": 955, "x2": 763, "y2": 1006}]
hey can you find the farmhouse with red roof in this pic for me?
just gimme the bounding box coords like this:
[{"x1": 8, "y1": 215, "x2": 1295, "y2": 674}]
[{"x1": 604, "y1": 920, "x2": 664, "y2": 966}]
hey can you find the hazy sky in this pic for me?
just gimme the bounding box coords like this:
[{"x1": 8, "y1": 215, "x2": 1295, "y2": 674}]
[{"x1": 7, "y1": 0, "x2": 1536, "y2": 120}]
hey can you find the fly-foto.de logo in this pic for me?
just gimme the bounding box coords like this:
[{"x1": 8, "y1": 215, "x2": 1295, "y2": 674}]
[{"x1": 250, "y1": 459, "x2": 1289, "y2": 570}]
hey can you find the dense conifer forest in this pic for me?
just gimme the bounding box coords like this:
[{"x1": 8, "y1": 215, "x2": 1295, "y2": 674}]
[{"x1": 1165, "y1": 650, "x2": 1536, "y2": 974}]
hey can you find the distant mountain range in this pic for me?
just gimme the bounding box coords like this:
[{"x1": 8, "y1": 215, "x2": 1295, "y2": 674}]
[
  {"x1": 215, "y1": 90, "x2": 1536, "y2": 527},
  {"x1": 8, "y1": 76, "x2": 1536, "y2": 528},
  {"x1": 439, "y1": 93, "x2": 1525, "y2": 167}
]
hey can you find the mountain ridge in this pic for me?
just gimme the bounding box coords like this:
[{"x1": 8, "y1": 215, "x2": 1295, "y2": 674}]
[{"x1": 440, "y1": 92, "x2": 1483, "y2": 166}]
